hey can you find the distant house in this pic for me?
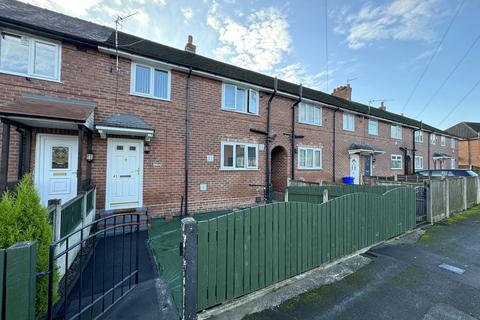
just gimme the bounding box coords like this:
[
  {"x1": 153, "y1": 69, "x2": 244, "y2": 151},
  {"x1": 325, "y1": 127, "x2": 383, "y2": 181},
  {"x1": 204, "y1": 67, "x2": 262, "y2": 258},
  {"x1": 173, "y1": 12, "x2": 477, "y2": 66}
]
[{"x1": 446, "y1": 122, "x2": 480, "y2": 170}]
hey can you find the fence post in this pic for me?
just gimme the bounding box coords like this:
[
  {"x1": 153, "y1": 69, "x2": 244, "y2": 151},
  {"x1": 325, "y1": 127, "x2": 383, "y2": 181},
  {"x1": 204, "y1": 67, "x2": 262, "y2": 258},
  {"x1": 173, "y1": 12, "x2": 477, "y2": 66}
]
[
  {"x1": 50, "y1": 199, "x2": 62, "y2": 241},
  {"x1": 463, "y1": 177, "x2": 468, "y2": 210},
  {"x1": 0, "y1": 249, "x2": 4, "y2": 320},
  {"x1": 477, "y1": 177, "x2": 480, "y2": 205},
  {"x1": 284, "y1": 187, "x2": 289, "y2": 202},
  {"x1": 182, "y1": 217, "x2": 197, "y2": 320},
  {"x1": 323, "y1": 189, "x2": 329, "y2": 203},
  {"x1": 445, "y1": 178, "x2": 450, "y2": 218},
  {"x1": 82, "y1": 191, "x2": 87, "y2": 225},
  {"x1": 5, "y1": 241, "x2": 37, "y2": 320},
  {"x1": 425, "y1": 180, "x2": 432, "y2": 224}
]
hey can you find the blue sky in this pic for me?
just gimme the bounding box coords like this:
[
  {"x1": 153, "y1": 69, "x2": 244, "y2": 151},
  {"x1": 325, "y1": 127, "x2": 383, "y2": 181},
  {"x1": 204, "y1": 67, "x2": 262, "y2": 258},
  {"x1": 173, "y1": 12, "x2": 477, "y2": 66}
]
[{"x1": 24, "y1": 0, "x2": 480, "y2": 129}]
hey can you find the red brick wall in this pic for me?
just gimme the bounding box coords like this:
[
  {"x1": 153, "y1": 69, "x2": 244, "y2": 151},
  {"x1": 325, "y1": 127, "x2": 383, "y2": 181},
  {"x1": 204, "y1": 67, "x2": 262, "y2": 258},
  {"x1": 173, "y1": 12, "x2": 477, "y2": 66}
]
[{"x1": 0, "y1": 36, "x2": 459, "y2": 217}]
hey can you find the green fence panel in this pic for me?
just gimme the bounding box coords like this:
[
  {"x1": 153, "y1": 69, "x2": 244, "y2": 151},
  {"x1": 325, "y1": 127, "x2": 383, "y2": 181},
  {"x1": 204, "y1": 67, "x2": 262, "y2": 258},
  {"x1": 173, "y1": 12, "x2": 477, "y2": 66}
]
[
  {"x1": 60, "y1": 195, "x2": 83, "y2": 237},
  {"x1": 86, "y1": 189, "x2": 94, "y2": 213},
  {"x1": 216, "y1": 215, "x2": 227, "y2": 303},
  {"x1": 197, "y1": 220, "x2": 209, "y2": 310},
  {"x1": 243, "y1": 209, "x2": 251, "y2": 294},
  {"x1": 207, "y1": 219, "x2": 217, "y2": 307},
  {"x1": 250, "y1": 208, "x2": 259, "y2": 291},
  {"x1": 5, "y1": 242, "x2": 37, "y2": 320},
  {"x1": 0, "y1": 249, "x2": 4, "y2": 320}
]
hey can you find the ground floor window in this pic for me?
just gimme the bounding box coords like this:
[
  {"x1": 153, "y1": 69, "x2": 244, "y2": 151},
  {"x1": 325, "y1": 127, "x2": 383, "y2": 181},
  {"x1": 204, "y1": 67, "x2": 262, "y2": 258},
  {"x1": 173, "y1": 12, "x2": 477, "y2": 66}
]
[
  {"x1": 221, "y1": 142, "x2": 258, "y2": 170},
  {"x1": 451, "y1": 158, "x2": 456, "y2": 169},
  {"x1": 415, "y1": 156, "x2": 424, "y2": 170},
  {"x1": 298, "y1": 147, "x2": 322, "y2": 169},
  {"x1": 391, "y1": 154, "x2": 402, "y2": 170}
]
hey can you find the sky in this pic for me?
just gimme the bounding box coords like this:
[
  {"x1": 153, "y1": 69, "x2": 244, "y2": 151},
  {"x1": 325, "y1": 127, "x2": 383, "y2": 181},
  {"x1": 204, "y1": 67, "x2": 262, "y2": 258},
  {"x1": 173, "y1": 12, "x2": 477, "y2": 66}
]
[{"x1": 22, "y1": 0, "x2": 480, "y2": 130}]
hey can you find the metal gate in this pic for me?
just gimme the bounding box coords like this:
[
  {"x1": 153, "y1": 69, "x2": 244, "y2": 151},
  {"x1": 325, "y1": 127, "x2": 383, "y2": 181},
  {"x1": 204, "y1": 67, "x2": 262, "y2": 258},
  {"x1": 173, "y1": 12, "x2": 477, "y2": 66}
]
[
  {"x1": 47, "y1": 213, "x2": 142, "y2": 320},
  {"x1": 415, "y1": 186, "x2": 427, "y2": 225}
]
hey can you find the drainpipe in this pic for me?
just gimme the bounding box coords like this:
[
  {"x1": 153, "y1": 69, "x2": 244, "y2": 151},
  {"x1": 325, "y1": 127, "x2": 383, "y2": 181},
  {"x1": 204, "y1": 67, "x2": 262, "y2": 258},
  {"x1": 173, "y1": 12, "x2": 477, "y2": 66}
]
[
  {"x1": 427, "y1": 132, "x2": 431, "y2": 170},
  {"x1": 184, "y1": 67, "x2": 193, "y2": 216},
  {"x1": 332, "y1": 108, "x2": 340, "y2": 182},
  {"x1": 265, "y1": 78, "x2": 278, "y2": 203},
  {"x1": 412, "y1": 129, "x2": 417, "y2": 174},
  {"x1": 290, "y1": 85, "x2": 303, "y2": 181}
]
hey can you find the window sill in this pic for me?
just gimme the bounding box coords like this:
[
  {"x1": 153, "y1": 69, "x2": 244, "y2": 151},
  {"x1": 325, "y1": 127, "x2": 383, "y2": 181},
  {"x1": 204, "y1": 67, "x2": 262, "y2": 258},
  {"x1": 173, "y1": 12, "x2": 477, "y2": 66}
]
[
  {"x1": 342, "y1": 128, "x2": 355, "y2": 132},
  {"x1": 298, "y1": 168, "x2": 323, "y2": 171},
  {"x1": 220, "y1": 168, "x2": 259, "y2": 171},
  {"x1": 298, "y1": 121, "x2": 322, "y2": 127},
  {"x1": 0, "y1": 70, "x2": 61, "y2": 83},
  {"x1": 130, "y1": 92, "x2": 171, "y2": 102},
  {"x1": 220, "y1": 107, "x2": 259, "y2": 117},
  {"x1": 368, "y1": 132, "x2": 378, "y2": 136},
  {"x1": 391, "y1": 168, "x2": 403, "y2": 170}
]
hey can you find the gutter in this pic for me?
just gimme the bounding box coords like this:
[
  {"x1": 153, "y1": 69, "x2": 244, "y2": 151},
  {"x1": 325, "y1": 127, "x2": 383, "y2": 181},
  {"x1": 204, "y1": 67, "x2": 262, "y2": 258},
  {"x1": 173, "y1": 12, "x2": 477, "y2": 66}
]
[
  {"x1": 265, "y1": 78, "x2": 278, "y2": 203},
  {"x1": 184, "y1": 67, "x2": 193, "y2": 216},
  {"x1": 290, "y1": 85, "x2": 303, "y2": 180}
]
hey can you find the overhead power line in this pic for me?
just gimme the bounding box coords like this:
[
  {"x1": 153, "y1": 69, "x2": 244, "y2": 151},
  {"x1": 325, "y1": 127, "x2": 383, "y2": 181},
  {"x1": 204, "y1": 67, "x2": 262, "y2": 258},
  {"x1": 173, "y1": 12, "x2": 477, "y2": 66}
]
[
  {"x1": 437, "y1": 78, "x2": 480, "y2": 127},
  {"x1": 416, "y1": 32, "x2": 480, "y2": 118},
  {"x1": 400, "y1": 0, "x2": 465, "y2": 114}
]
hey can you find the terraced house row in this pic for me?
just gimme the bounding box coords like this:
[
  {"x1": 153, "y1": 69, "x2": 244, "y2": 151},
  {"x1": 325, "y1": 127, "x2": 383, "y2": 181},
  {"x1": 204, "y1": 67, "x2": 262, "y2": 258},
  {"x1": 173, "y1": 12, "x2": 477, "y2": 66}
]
[{"x1": 0, "y1": 0, "x2": 459, "y2": 216}]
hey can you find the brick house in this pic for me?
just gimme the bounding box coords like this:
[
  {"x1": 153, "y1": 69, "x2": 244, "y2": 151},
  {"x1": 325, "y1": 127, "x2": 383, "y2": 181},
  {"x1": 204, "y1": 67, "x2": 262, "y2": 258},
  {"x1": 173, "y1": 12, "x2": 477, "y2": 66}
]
[
  {"x1": 0, "y1": 0, "x2": 459, "y2": 216},
  {"x1": 446, "y1": 122, "x2": 480, "y2": 170}
]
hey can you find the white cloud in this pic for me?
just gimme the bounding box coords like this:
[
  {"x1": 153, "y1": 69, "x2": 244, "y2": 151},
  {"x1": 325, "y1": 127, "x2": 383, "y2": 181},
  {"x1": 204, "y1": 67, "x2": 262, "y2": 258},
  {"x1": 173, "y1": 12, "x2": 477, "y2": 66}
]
[
  {"x1": 277, "y1": 63, "x2": 333, "y2": 91},
  {"x1": 22, "y1": 0, "x2": 99, "y2": 15},
  {"x1": 181, "y1": 7, "x2": 193, "y2": 23},
  {"x1": 336, "y1": 0, "x2": 444, "y2": 49},
  {"x1": 208, "y1": 6, "x2": 291, "y2": 73}
]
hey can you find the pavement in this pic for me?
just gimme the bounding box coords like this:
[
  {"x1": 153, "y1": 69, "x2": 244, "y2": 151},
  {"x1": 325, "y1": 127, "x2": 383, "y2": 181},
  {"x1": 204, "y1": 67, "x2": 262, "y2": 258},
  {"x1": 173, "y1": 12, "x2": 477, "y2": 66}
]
[{"x1": 243, "y1": 207, "x2": 480, "y2": 320}]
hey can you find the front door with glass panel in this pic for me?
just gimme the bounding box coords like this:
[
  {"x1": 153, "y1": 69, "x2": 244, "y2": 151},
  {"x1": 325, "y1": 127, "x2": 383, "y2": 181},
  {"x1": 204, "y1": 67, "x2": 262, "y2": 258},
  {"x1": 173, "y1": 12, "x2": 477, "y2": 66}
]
[
  {"x1": 106, "y1": 139, "x2": 143, "y2": 210},
  {"x1": 350, "y1": 154, "x2": 360, "y2": 184},
  {"x1": 36, "y1": 135, "x2": 78, "y2": 206}
]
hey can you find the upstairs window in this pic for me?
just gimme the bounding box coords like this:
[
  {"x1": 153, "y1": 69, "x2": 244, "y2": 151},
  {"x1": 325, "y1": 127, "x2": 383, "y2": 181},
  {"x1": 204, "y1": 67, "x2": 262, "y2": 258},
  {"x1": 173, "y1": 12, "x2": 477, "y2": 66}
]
[
  {"x1": 343, "y1": 112, "x2": 355, "y2": 131},
  {"x1": 131, "y1": 63, "x2": 170, "y2": 100},
  {"x1": 440, "y1": 136, "x2": 446, "y2": 146},
  {"x1": 222, "y1": 83, "x2": 259, "y2": 115},
  {"x1": 368, "y1": 119, "x2": 378, "y2": 135},
  {"x1": 299, "y1": 102, "x2": 322, "y2": 126},
  {"x1": 221, "y1": 142, "x2": 258, "y2": 170},
  {"x1": 431, "y1": 134, "x2": 436, "y2": 145},
  {"x1": 391, "y1": 124, "x2": 402, "y2": 140},
  {"x1": 415, "y1": 156, "x2": 424, "y2": 170},
  {"x1": 0, "y1": 31, "x2": 60, "y2": 80},
  {"x1": 451, "y1": 138, "x2": 456, "y2": 148},
  {"x1": 415, "y1": 131, "x2": 424, "y2": 143},
  {"x1": 298, "y1": 147, "x2": 322, "y2": 169}
]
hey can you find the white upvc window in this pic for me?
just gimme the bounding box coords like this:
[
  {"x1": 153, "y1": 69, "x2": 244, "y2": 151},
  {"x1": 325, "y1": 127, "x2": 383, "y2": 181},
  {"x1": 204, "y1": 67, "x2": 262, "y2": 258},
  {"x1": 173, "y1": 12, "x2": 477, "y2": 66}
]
[
  {"x1": 390, "y1": 124, "x2": 402, "y2": 140},
  {"x1": 415, "y1": 131, "x2": 424, "y2": 143},
  {"x1": 0, "y1": 31, "x2": 61, "y2": 81},
  {"x1": 131, "y1": 62, "x2": 171, "y2": 100},
  {"x1": 298, "y1": 147, "x2": 322, "y2": 170},
  {"x1": 222, "y1": 83, "x2": 259, "y2": 115},
  {"x1": 368, "y1": 118, "x2": 378, "y2": 136},
  {"x1": 391, "y1": 154, "x2": 403, "y2": 170},
  {"x1": 299, "y1": 102, "x2": 322, "y2": 126},
  {"x1": 451, "y1": 158, "x2": 456, "y2": 169},
  {"x1": 440, "y1": 136, "x2": 446, "y2": 146},
  {"x1": 343, "y1": 112, "x2": 355, "y2": 131},
  {"x1": 431, "y1": 133, "x2": 436, "y2": 145},
  {"x1": 415, "y1": 156, "x2": 424, "y2": 170},
  {"x1": 221, "y1": 142, "x2": 258, "y2": 170},
  {"x1": 451, "y1": 138, "x2": 456, "y2": 148}
]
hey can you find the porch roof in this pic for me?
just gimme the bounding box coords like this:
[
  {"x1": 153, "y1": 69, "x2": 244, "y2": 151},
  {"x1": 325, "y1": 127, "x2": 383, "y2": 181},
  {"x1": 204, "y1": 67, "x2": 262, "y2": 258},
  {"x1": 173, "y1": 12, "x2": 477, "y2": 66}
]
[
  {"x1": 348, "y1": 142, "x2": 385, "y2": 155},
  {"x1": 0, "y1": 94, "x2": 95, "y2": 130},
  {"x1": 95, "y1": 114, "x2": 154, "y2": 141},
  {"x1": 432, "y1": 152, "x2": 452, "y2": 159}
]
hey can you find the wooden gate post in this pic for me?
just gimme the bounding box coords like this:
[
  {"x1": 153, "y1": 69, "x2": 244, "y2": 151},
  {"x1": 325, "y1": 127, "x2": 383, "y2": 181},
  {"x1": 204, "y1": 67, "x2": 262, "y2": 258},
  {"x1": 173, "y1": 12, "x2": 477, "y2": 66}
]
[
  {"x1": 463, "y1": 177, "x2": 468, "y2": 210},
  {"x1": 323, "y1": 189, "x2": 329, "y2": 203},
  {"x1": 181, "y1": 217, "x2": 197, "y2": 320}
]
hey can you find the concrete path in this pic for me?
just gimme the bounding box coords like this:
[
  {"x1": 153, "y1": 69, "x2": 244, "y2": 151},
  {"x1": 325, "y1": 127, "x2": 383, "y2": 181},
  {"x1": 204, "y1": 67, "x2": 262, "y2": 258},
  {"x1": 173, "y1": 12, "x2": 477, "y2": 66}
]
[{"x1": 244, "y1": 209, "x2": 480, "y2": 320}]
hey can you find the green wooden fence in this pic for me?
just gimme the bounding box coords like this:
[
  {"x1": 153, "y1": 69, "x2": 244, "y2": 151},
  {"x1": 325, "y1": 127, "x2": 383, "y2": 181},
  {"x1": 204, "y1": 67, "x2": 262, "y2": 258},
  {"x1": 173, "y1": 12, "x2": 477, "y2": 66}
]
[
  {"x1": 287, "y1": 185, "x2": 399, "y2": 204},
  {"x1": 196, "y1": 187, "x2": 415, "y2": 311},
  {"x1": 0, "y1": 241, "x2": 37, "y2": 320}
]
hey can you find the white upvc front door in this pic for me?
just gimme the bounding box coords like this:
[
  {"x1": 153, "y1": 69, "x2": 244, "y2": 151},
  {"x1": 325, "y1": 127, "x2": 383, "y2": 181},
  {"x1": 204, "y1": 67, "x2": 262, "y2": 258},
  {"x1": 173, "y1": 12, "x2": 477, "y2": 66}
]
[
  {"x1": 106, "y1": 138, "x2": 143, "y2": 210},
  {"x1": 349, "y1": 154, "x2": 360, "y2": 184},
  {"x1": 35, "y1": 134, "x2": 78, "y2": 206}
]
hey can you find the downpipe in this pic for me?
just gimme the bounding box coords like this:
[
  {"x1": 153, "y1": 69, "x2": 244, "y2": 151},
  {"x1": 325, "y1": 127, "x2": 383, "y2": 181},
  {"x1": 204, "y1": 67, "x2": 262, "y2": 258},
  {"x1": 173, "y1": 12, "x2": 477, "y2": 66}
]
[{"x1": 265, "y1": 78, "x2": 278, "y2": 203}]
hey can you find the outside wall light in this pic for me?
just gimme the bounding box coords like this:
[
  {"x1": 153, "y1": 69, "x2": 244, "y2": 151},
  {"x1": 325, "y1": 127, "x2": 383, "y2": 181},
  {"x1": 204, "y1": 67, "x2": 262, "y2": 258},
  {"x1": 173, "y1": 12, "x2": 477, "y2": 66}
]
[
  {"x1": 144, "y1": 144, "x2": 151, "y2": 154},
  {"x1": 86, "y1": 153, "x2": 94, "y2": 162}
]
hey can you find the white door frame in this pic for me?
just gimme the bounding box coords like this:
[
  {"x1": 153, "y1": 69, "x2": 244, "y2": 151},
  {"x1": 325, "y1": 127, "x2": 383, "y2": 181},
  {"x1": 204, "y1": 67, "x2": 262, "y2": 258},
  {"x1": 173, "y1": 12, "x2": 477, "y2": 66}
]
[
  {"x1": 349, "y1": 154, "x2": 360, "y2": 185},
  {"x1": 34, "y1": 134, "x2": 78, "y2": 205},
  {"x1": 105, "y1": 138, "x2": 144, "y2": 210}
]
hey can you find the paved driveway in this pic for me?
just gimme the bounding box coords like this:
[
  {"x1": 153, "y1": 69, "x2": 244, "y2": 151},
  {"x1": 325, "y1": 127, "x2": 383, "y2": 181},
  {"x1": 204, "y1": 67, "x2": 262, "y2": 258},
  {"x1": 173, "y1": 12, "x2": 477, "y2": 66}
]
[{"x1": 245, "y1": 207, "x2": 480, "y2": 320}]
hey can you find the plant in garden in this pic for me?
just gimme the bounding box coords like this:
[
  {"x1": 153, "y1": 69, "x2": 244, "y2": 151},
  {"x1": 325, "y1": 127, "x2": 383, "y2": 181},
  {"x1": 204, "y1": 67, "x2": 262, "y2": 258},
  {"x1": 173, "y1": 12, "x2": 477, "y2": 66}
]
[{"x1": 0, "y1": 174, "x2": 53, "y2": 316}]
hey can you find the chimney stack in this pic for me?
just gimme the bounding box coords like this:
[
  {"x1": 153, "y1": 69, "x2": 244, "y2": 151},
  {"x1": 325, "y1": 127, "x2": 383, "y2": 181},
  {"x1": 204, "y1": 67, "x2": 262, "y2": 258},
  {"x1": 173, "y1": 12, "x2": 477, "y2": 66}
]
[
  {"x1": 379, "y1": 101, "x2": 386, "y2": 110},
  {"x1": 185, "y1": 35, "x2": 196, "y2": 54},
  {"x1": 331, "y1": 84, "x2": 352, "y2": 101}
]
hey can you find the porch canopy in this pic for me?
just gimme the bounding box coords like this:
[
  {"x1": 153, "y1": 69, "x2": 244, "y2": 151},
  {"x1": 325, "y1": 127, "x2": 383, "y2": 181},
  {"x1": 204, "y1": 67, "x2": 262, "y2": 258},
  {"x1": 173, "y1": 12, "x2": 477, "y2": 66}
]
[
  {"x1": 0, "y1": 93, "x2": 96, "y2": 192},
  {"x1": 348, "y1": 142, "x2": 385, "y2": 155},
  {"x1": 432, "y1": 152, "x2": 452, "y2": 160},
  {"x1": 95, "y1": 114, "x2": 154, "y2": 141}
]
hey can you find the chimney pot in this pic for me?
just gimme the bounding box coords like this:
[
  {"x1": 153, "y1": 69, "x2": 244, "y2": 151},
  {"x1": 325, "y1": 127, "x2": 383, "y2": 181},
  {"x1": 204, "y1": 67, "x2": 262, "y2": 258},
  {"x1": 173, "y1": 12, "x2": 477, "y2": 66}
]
[
  {"x1": 379, "y1": 101, "x2": 386, "y2": 110},
  {"x1": 185, "y1": 35, "x2": 196, "y2": 54}
]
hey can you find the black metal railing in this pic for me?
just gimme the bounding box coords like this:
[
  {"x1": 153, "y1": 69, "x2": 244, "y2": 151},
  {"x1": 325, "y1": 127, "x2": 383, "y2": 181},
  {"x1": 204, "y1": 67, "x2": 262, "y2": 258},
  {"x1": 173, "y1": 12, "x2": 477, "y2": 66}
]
[{"x1": 47, "y1": 213, "x2": 141, "y2": 320}]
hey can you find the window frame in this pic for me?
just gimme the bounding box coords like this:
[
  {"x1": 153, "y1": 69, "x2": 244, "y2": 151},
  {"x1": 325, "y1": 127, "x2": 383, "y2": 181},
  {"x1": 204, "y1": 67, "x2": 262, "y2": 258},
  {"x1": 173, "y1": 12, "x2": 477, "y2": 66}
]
[
  {"x1": 0, "y1": 30, "x2": 61, "y2": 82},
  {"x1": 342, "y1": 112, "x2": 355, "y2": 132},
  {"x1": 221, "y1": 83, "x2": 259, "y2": 115},
  {"x1": 440, "y1": 136, "x2": 446, "y2": 146},
  {"x1": 415, "y1": 131, "x2": 424, "y2": 143},
  {"x1": 298, "y1": 102, "x2": 322, "y2": 126},
  {"x1": 390, "y1": 124, "x2": 402, "y2": 140},
  {"x1": 414, "y1": 155, "x2": 424, "y2": 170},
  {"x1": 430, "y1": 134, "x2": 436, "y2": 145},
  {"x1": 297, "y1": 146, "x2": 323, "y2": 170},
  {"x1": 368, "y1": 118, "x2": 378, "y2": 136},
  {"x1": 451, "y1": 138, "x2": 456, "y2": 148},
  {"x1": 220, "y1": 141, "x2": 259, "y2": 171},
  {"x1": 391, "y1": 154, "x2": 403, "y2": 170},
  {"x1": 130, "y1": 62, "x2": 171, "y2": 101}
]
